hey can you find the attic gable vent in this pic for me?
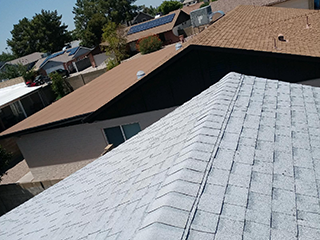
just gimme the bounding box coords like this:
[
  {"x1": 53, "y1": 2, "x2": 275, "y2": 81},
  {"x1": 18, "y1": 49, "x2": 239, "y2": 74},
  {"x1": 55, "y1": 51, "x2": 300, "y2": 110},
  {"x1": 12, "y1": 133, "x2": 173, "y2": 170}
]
[{"x1": 137, "y1": 70, "x2": 145, "y2": 80}]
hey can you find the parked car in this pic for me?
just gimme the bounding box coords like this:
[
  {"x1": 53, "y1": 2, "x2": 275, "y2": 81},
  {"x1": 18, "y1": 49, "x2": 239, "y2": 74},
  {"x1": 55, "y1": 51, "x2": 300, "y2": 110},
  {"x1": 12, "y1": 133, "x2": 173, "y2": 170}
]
[
  {"x1": 52, "y1": 69, "x2": 69, "y2": 78},
  {"x1": 26, "y1": 75, "x2": 50, "y2": 87}
]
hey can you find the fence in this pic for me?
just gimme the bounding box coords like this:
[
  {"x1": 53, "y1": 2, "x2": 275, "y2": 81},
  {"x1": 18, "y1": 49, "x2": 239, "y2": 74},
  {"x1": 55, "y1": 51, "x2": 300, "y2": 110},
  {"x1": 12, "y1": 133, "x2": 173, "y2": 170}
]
[{"x1": 0, "y1": 179, "x2": 62, "y2": 216}]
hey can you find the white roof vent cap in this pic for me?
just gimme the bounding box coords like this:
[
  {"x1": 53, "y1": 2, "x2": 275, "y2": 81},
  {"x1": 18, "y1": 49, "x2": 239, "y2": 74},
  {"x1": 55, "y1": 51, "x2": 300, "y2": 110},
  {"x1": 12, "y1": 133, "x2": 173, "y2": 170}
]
[
  {"x1": 137, "y1": 70, "x2": 145, "y2": 80},
  {"x1": 175, "y1": 43, "x2": 182, "y2": 50}
]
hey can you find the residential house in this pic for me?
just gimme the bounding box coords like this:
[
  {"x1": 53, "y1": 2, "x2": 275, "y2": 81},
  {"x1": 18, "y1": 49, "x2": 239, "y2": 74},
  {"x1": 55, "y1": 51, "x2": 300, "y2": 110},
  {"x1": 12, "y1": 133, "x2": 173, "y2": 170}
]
[
  {"x1": 1, "y1": 72, "x2": 320, "y2": 239},
  {"x1": 128, "y1": 12, "x2": 154, "y2": 26},
  {"x1": 125, "y1": 9, "x2": 191, "y2": 52},
  {"x1": 35, "y1": 46, "x2": 94, "y2": 76},
  {"x1": 0, "y1": 78, "x2": 55, "y2": 161},
  {"x1": 1, "y1": 6, "x2": 320, "y2": 181},
  {"x1": 0, "y1": 52, "x2": 44, "y2": 81}
]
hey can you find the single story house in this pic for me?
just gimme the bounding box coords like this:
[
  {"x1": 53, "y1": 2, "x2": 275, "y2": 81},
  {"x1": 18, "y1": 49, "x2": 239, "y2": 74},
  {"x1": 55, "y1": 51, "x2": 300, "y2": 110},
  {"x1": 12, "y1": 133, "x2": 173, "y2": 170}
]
[
  {"x1": 124, "y1": 9, "x2": 191, "y2": 52},
  {"x1": 0, "y1": 52, "x2": 44, "y2": 80},
  {"x1": 1, "y1": 72, "x2": 320, "y2": 239},
  {"x1": 1, "y1": 6, "x2": 320, "y2": 180},
  {"x1": 35, "y1": 46, "x2": 94, "y2": 76}
]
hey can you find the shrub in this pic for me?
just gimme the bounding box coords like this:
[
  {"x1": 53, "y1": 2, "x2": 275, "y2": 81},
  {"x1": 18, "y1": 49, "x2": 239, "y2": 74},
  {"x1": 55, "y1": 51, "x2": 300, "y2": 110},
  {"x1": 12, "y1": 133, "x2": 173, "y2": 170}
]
[
  {"x1": 0, "y1": 145, "x2": 12, "y2": 182},
  {"x1": 49, "y1": 72, "x2": 70, "y2": 100},
  {"x1": 106, "y1": 58, "x2": 119, "y2": 71},
  {"x1": 137, "y1": 35, "x2": 163, "y2": 55},
  {"x1": 200, "y1": 2, "x2": 210, "y2": 7}
]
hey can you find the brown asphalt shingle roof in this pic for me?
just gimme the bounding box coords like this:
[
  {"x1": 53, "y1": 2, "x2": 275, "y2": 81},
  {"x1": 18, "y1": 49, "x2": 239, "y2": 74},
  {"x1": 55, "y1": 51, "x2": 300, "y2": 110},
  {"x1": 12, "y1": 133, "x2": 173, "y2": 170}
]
[
  {"x1": 2, "y1": 6, "x2": 320, "y2": 137},
  {"x1": 0, "y1": 45, "x2": 183, "y2": 137},
  {"x1": 191, "y1": 5, "x2": 320, "y2": 58},
  {"x1": 209, "y1": 0, "x2": 291, "y2": 14}
]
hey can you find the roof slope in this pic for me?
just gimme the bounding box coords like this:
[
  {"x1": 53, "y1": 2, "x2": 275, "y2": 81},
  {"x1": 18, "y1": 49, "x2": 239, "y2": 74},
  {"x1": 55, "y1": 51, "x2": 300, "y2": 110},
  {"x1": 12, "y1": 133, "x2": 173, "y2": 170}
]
[
  {"x1": 0, "y1": 44, "x2": 182, "y2": 137},
  {"x1": 209, "y1": 0, "x2": 290, "y2": 14},
  {"x1": 7, "y1": 52, "x2": 44, "y2": 66},
  {"x1": 1, "y1": 72, "x2": 320, "y2": 239},
  {"x1": 126, "y1": 9, "x2": 186, "y2": 43},
  {"x1": 192, "y1": 5, "x2": 320, "y2": 57}
]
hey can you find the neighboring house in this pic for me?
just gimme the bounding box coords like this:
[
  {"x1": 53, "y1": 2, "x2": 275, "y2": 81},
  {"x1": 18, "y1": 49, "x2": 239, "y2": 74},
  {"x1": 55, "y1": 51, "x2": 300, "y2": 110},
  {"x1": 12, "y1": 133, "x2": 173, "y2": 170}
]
[
  {"x1": 125, "y1": 9, "x2": 191, "y2": 52},
  {"x1": 0, "y1": 52, "x2": 44, "y2": 77},
  {"x1": 35, "y1": 46, "x2": 94, "y2": 76},
  {"x1": 1, "y1": 6, "x2": 320, "y2": 180},
  {"x1": 0, "y1": 81, "x2": 54, "y2": 133},
  {"x1": 1, "y1": 72, "x2": 320, "y2": 239},
  {"x1": 128, "y1": 12, "x2": 154, "y2": 26}
]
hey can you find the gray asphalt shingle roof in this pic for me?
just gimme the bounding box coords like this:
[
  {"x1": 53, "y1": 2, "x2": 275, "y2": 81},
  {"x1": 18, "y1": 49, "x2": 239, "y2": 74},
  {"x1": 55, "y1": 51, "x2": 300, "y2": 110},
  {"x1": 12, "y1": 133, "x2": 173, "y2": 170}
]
[{"x1": 1, "y1": 72, "x2": 320, "y2": 239}]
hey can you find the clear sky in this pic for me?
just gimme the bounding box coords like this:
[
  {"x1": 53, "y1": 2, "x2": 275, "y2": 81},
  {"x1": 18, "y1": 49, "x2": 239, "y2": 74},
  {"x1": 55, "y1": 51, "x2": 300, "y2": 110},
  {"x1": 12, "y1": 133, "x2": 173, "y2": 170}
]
[{"x1": 0, "y1": 0, "x2": 162, "y2": 55}]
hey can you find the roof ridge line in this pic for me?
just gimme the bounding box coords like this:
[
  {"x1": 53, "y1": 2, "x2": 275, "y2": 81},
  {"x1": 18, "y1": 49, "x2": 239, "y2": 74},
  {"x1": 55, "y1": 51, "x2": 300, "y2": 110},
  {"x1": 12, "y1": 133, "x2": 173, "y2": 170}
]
[{"x1": 181, "y1": 73, "x2": 245, "y2": 240}]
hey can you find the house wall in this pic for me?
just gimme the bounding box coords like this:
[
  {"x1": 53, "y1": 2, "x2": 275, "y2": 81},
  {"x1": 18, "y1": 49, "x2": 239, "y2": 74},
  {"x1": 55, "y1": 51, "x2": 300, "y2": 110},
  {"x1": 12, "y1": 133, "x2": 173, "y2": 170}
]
[
  {"x1": 272, "y1": 0, "x2": 311, "y2": 9},
  {"x1": 17, "y1": 107, "x2": 176, "y2": 180},
  {"x1": 43, "y1": 61, "x2": 65, "y2": 75},
  {"x1": 0, "y1": 77, "x2": 24, "y2": 89},
  {"x1": 164, "y1": 30, "x2": 180, "y2": 45}
]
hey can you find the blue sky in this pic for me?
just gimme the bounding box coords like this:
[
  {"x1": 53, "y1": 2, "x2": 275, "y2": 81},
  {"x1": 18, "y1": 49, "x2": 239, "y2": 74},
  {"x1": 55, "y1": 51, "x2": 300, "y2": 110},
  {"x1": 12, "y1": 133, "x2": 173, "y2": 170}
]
[{"x1": 0, "y1": 0, "x2": 162, "y2": 55}]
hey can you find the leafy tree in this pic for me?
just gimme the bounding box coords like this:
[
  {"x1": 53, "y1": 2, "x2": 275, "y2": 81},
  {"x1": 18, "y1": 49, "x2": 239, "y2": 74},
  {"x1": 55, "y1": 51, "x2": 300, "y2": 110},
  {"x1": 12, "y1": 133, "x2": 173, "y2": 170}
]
[
  {"x1": 137, "y1": 35, "x2": 163, "y2": 54},
  {"x1": 141, "y1": 5, "x2": 159, "y2": 16},
  {"x1": 158, "y1": 1, "x2": 182, "y2": 15},
  {"x1": 0, "y1": 145, "x2": 12, "y2": 182},
  {"x1": 82, "y1": 13, "x2": 107, "y2": 47},
  {"x1": 73, "y1": 0, "x2": 140, "y2": 46},
  {"x1": 0, "y1": 52, "x2": 16, "y2": 62},
  {"x1": 7, "y1": 10, "x2": 71, "y2": 57},
  {"x1": 49, "y1": 72, "x2": 72, "y2": 100},
  {"x1": 200, "y1": 2, "x2": 210, "y2": 7},
  {"x1": 102, "y1": 22, "x2": 127, "y2": 69},
  {"x1": 0, "y1": 63, "x2": 33, "y2": 81}
]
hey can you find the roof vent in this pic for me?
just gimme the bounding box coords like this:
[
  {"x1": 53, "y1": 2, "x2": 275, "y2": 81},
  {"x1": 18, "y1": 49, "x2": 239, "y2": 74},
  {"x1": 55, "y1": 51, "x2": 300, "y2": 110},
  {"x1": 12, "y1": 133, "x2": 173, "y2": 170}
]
[
  {"x1": 137, "y1": 70, "x2": 145, "y2": 80},
  {"x1": 278, "y1": 34, "x2": 288, "y2": 42},
  {"x1": 175, "y1": 43, "x2": 182, "y2": 50}
]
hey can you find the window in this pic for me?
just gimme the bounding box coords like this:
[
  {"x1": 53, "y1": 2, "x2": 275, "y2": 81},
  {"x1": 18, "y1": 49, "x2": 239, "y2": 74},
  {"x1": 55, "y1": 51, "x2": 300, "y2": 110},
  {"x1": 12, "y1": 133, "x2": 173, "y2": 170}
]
[{"x1": 104, "y1": 123, "x2": 141, "y2": 147}]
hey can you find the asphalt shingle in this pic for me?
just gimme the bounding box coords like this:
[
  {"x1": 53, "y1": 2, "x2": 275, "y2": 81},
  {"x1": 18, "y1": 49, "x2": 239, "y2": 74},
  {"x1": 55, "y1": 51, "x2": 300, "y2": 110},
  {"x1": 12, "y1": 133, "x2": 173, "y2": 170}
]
[{"x1": 1, "y1": 72, "x2": 320, "y2": 240}]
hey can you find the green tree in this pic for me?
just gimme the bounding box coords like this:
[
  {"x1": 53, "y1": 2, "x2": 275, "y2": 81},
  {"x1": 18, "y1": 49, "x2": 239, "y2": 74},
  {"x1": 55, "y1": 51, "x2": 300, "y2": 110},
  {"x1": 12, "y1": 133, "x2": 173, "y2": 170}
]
[
  {"x1": 137, "y1": 35, "x2": 163, "y2": 54},
  {"x1": 0, "y1": 145, "x2": 12, "y2": 182},
  {"x1": 7, "y1": 10, "x2": 71, "y2": 57},
  {"x1": 200, "y1": 2, "x2": 210, "y2": 7},
  {"x1": 141, "y1": 5, "x2": 158, "y2": 16},
  {"x1": 49, "y1": 72, "x2": 72, "y2": 100},
  {"x1": 158, "y1": 1, "x2": 182, "y2": 15},
  {"x1": 0, "y1": 63, "x2": 33, "y2": 81},
  {"x1": 0, "y1": 52, "x2": 16, "y2": 62},
  {"x1": 82, "y1": 13, "x2": 107, "y2": 47},
  {"x1": 73, "y1": 0, "x2": 140, "y2": 46},
  {"x1": 102, "y1": 22, "x2": 127, "y2": 69}
]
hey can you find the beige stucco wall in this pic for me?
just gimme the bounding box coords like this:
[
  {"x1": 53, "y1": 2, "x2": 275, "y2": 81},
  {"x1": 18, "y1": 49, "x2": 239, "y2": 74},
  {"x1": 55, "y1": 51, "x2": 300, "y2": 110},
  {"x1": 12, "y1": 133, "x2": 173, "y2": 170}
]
[
  {"x1": 0, "y1": 77, "x2": 24, "y2": 89},
  {"x1": 17, "y1": 107, "x2": 176, "y2": 180},
  {"x1": 272, "y1": 0, "x2": 311, "y2": 9}
]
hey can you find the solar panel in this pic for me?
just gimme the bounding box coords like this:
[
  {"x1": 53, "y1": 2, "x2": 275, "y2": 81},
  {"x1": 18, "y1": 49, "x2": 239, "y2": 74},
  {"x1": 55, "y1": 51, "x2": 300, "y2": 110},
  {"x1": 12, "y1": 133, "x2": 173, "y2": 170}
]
[
  {"x1": 40, "y1": 51, "x2": 65, "y2": 68},
  {"x1": 67, "y1": 47, "x2": 79, "y2": 56},
  {"x1": 127, "y1": 13, "x2": 175, "y2": 35}
]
